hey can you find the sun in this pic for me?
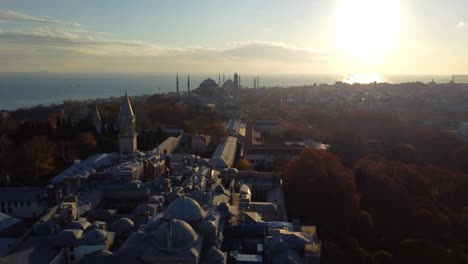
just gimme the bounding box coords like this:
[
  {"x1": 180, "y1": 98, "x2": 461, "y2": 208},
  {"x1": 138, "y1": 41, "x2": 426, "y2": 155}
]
[{"x1": 334, "y1": 0, "x2": 403, "y2": 66}]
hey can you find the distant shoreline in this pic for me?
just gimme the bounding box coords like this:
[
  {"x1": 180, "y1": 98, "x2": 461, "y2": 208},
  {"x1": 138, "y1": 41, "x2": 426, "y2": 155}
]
[{"x1": 1, "y1": 73, "x2": 467, "y2": 111}]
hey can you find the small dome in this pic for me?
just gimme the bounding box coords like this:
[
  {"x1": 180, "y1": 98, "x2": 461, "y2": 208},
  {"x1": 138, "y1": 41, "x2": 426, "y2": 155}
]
[
  {"x1": 126, "y1": 180, "x2": 142, "y2": 189},
  {"x1": 143, "y1": 219, "x2": 163, "y2": 231},
  {"x1": 214, "y1": 185, "x2": 225, "y2": 193},
  {"x1": 135, "y1": 204, "x2": 157, "y2": 216},
  {"x1": 152, "y1": 219, "x2": 198, "y2": 251},
  {"x1": 203, "y1": 247, "x2": 225, "y2": 264},
  {"x1": 149, "y1": 195, "x2": 164, "y2": 205},
  {"x1": 188, "y1": 189, "x2": 208, "y2": 202},
  {"x1": 80, "y1": 229, "x2": 108, "y2": 245},
  {"x1": 164, "y1": 197, "x2": 204, "y2": 222},
  {"x1": 53, "y1": 229, "x2": 83, "y2": 247},
  {"x1": 240, "y1": 184, "x2": 251, "y2": 195},
  {"x1": 66, "y1": 220, "x2": 91, "y2": 231},
  {"x1": 216, "y1": 202, "x2": 229, "y2": 213},
  {"x1": 200, "y1": 217, "x2": 217, "y2": 234},
  {"x1": 112, "y1": 217, "x2": 134, "y2": 234}
]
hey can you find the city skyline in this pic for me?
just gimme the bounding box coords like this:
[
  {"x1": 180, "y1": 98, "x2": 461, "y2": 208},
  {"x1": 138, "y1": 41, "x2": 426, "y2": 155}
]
[{"x1": 0, "y1": 0, "x2": 467, "y2": 75}]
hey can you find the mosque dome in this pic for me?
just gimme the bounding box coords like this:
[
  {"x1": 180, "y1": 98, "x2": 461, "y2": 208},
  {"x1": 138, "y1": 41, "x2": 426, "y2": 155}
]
[
  {"x1": 164, "y1": 197, "x2": 204, "y2": 222},
  {"x1": 195, "y1": 78, "x2": 220, "y2": 96},
  {"x1": 200, "y1": 78, "x2": 218, "y2": 88},
  {"x1": 152, "y1": 219, "x2": 198, "y2": 251},
  {"x1": 112, "y1": 217, "x2": 134, "y2": 234},
  {"x1": 203, "y1": 247, "x2": 225, "y2": 264}
]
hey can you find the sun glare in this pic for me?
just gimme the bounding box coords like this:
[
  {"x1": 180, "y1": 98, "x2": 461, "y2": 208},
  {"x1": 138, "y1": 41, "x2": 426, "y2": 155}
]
[{"x1": 334, "y1": 0, "x2": 402, "y2": 65}]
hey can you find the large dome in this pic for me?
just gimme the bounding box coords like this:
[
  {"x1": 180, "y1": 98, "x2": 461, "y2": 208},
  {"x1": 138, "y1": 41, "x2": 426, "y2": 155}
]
[
  {"x1": 152, "y1": 219, "x2": 198, "y2": 251},
  {"x1": 164, "y1": 197, "x2": 204, "y2": 222},
  {"x1": 200, "y1": 78, "x2": 218, "y2": 88}
]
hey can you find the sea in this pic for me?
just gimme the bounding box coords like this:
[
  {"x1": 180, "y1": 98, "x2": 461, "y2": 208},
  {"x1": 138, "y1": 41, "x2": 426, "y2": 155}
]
[{"x1": 0, "y1": 73, "x2": 467, "y2": 111}]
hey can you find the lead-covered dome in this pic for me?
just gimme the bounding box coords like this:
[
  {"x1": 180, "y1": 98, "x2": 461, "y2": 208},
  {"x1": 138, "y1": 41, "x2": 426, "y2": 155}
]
[
  {"x1": 152, "y1": 219, "x2": 198, "y2": 251},
  {"x1": 164, "y1": 197, "x2": 204, "y2": 222}
]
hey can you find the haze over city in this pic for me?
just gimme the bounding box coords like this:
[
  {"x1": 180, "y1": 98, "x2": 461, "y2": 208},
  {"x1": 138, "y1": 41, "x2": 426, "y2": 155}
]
[
  {"x1": 3, "y1": 1, "x2": 468, "y2": 264},
  {"x1": 1, "y1": 0, "x2": 467, "y2": 75}
]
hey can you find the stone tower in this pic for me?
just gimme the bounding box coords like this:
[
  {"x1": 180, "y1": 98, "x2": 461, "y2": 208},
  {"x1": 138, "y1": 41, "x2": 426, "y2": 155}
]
[{"x1": 118, "y1": 93, "x2": 137, "y2": 154}]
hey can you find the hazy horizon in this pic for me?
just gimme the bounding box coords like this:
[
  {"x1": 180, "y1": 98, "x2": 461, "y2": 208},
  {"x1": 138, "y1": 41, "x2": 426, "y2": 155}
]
[{"x1": 1, "y1": 0, "x2": 468, "y2": 75}]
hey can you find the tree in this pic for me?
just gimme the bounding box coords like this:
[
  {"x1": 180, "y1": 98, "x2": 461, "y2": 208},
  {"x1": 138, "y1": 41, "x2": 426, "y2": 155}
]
[
  {"x1": 76, "y1": 132, "x2": 97, "y2": 158},
  {"x1": 20, "y1": 136, "x2": 56, "y2": 183},
  {"x1": 236, "y1": 158, "x2": 251, "y2": 170},
  {"x1": 394, "y1": 239, "x2": 453, "y2": 264},
  {"x1": 0, "y1": 135, "x2": 14, "y2": 185},
  {"x1": 284, "y1": 149, "x2": 360, "y2": 237}
]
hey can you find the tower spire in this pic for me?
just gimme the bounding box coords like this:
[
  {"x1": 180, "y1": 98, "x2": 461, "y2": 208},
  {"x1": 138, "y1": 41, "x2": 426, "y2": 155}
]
[
  {"x1": 218, "y1": 73, "x2": 221, "y2": 86},
  {"x1": 187, "y1": 74, "x2": 191, "y2": 93},
  {"x1": 176, "y1": 73, "x2": 179, "y2": 94},
  {"x1": 118, "y1": 93, "x2": 137, "y2": 154}
]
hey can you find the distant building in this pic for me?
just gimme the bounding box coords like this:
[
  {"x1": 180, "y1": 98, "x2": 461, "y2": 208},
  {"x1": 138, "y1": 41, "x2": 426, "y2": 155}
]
[
  {"x1": 192, "y1": 134, "x2": 211, "y2": 153},
  {"x1": 244, "y1": 145, "x2": 305, "y2": 170},
  {"x1": 0, "y1": 188, "x2": 48, "y2": 219},
  {"x1": 118, "y1": 93, "x2": 137, "y2": 155},
  {"x1": 255, "y1": 119, "x2": 280, "y2": 134},
  {"x1": 211, "y1": 136, "x2": 238, "y2": 169}
]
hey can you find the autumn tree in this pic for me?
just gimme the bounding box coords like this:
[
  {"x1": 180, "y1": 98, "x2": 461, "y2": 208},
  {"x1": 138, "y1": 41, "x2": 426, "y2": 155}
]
[
  {"x1": 20, "y1": 136, "x2": 56, "y2": 183},
  {"x1": 0, "y1": 135, "x2": 14, "y2": 185},
  {"x1": 236, "y1": 158, "x2": 251, "y2": 170},
  {"x1": 284, "y1": 149, "x2": 360, "y2": 237}
]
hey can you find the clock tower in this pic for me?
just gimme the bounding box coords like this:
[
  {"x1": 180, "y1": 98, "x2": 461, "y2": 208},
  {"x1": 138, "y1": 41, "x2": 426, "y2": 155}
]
[{"x1": 118, "y1": 92, "x2": 137, "y2": 154}]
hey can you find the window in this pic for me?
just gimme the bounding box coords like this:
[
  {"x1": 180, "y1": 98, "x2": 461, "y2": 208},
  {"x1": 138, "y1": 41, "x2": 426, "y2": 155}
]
[
  {"x1": 8, "y1": 208, "x2": 12, "y2": 214},
  {"x1": 27, "y1": 201, "x2": 30, "y2": 206},
  {"x1": 14, "y1": 202, "x2": 17, "y2": 207},
  {"x1": 20, "y1": 201, "x2": 24, "y2": 207},
  {"x1": 1, "y1": 209, "x2": 5, "y2": 214},
  {"x1": 70, "y1": 254, "x2": 75, "y2": 261}
]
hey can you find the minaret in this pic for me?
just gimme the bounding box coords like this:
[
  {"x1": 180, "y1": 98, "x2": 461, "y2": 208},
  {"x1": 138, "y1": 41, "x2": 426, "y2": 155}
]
[
  {"x1": 218, "y1": 74, "x2": 221, "y2": 86},
  {"x1": 223, "y1": 74, "x2": 225, "y2": 84},
  {"x1": 257, "y1": 76, "x2": 260, "y2": 88},
  {"x1": 239, "y1": 74, "x2": 241, "y2": 87},
  {"x1": 176, "y1": 73, "x2": 179, "y2": 94},
  {"x1": 93, "y1": 105, "x2": 102, "y2": 135},
  {"x1": 254, "y1": 78, "x2": 257, "y2": 89},
  {"x1": 187, "y1": 75, "x2": 191, "y2": 93},
  {"x1": 118, "y1": 92, "x2": 137, "y2": 154}
]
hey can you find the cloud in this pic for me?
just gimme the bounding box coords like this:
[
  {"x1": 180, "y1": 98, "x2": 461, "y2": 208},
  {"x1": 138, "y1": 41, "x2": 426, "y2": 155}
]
[
  {"x1": 0, "y1": 28, "x2": 338, "y2": 73},
  {"x1": 0, "y1": 10, "x2": 80, "y2": 26},
  {"x1": 224, "y1": 41, "x2": 334, "y2": 62},
  {"x1": 457, "y1": 21, "x2": 466, "y2": 28}
]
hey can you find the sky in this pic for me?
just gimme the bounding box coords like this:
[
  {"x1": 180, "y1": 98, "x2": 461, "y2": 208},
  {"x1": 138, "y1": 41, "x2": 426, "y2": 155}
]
[{"x1": 0, "y1": 0, "x2": 467, "y2": 75}]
